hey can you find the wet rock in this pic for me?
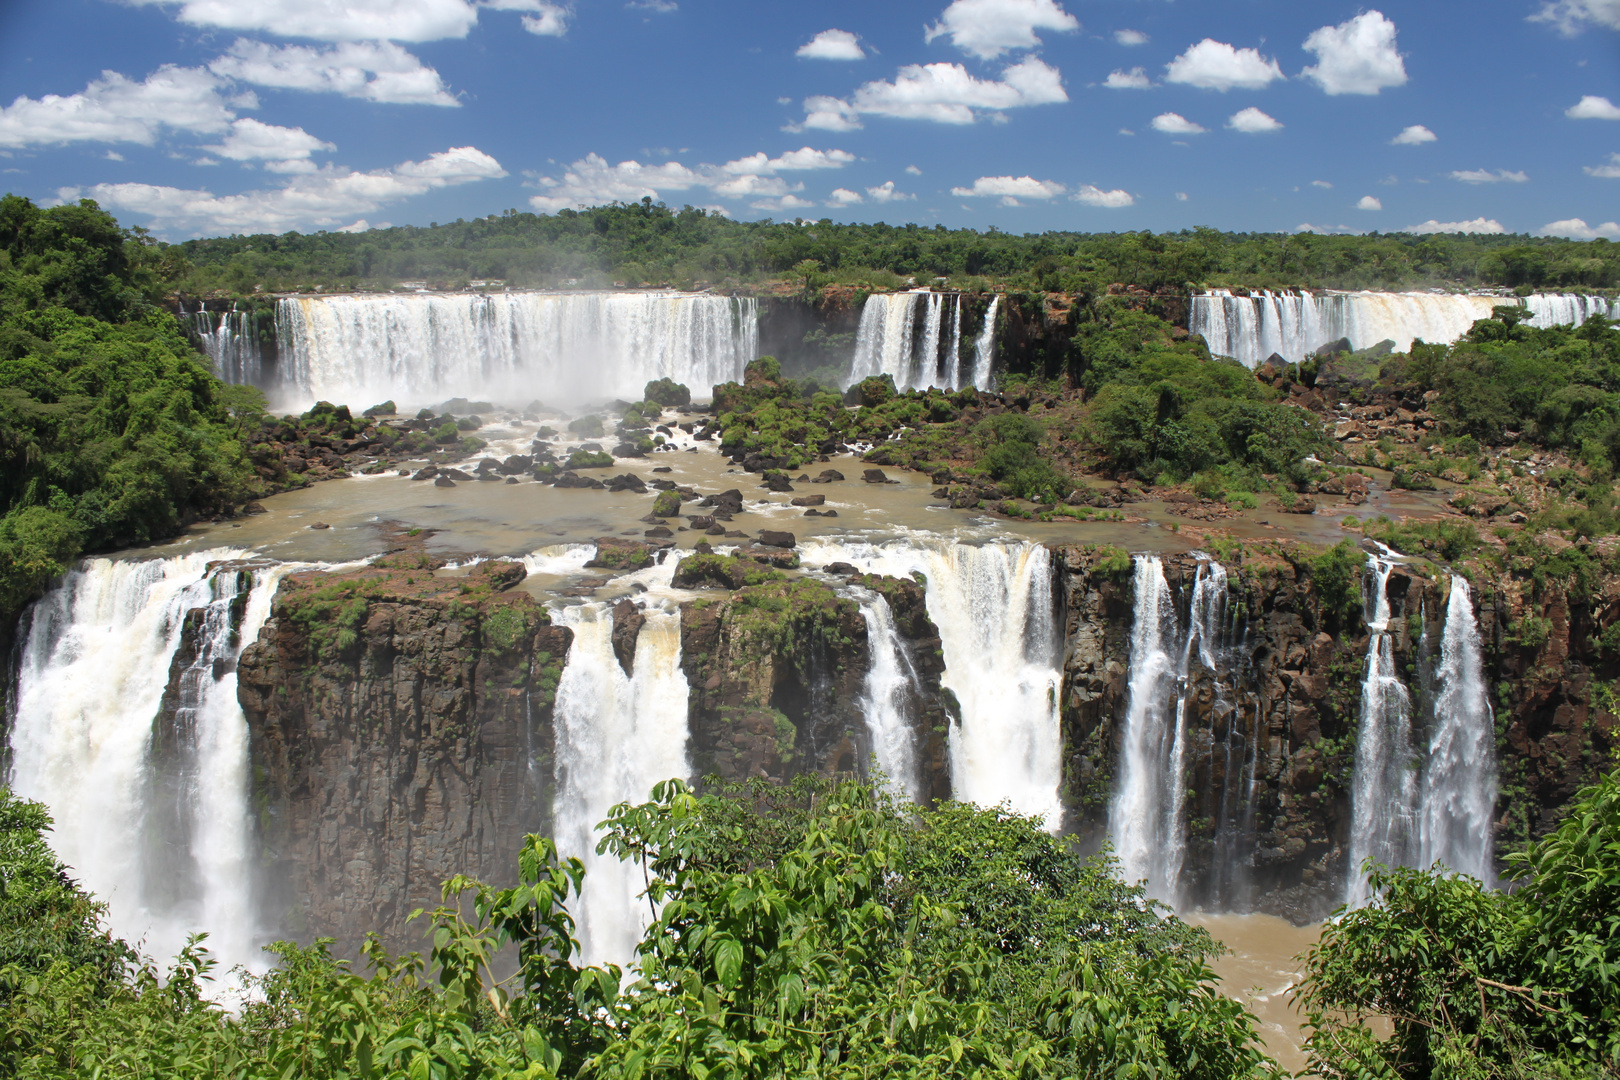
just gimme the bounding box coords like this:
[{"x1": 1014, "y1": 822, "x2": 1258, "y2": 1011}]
[
  {"x1": 434, "y1": 476, "x2": 457, "y2": 488},
  {"x1": 862, "y1": 469, "x2": 890, "y2": 484},
  {"x1": 308, "y1": 521, "x2": 331, "y2": 529},
  {"x1": 606, "y1": 473, "x2": 648, "y2": 494},
  {"x1": 242, "y1": 501, "x2": 267, "y2": 514},
  {"x1": 611, "y1": 599, "x2": 645, "y2": 676},
  {"x1": 811, "y1": 469, "x2": 845, "y2": 484},
  {"x1": 645, "y1": 526, "x2": 674, "y2": 539},
  {"x1": 499, "y1": 455, "x2": 533, "y2": 474},
  {"x1": 823, "y1": 562, "x2": 858, "y2": 576},
  {"x1": 791, "y1": 494, "x2": 826, "y2": 507},
  {"x1": 758, "y1": 530, "x2": 796, "y2": 549},
  {"x1": 411, "y1": 466, "x2": 439, "y2": 481},
  {"x1": 687, "y1": 515, "x2": 715, "y2": 530},
  {"x1": 1283, "y1": 497, "x2": 1316, "y2": 514},
  {"x1": 820, "y1": 509, "x2": 838, "y2": 517}
]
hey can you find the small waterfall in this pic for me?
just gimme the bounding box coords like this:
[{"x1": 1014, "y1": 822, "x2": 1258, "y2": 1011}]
[
  {"x1": 1345, "y1": 551, "x2": 1418, "y2": 906},
  {"x1": 1418, "y1": 577, "x2": 1496, "y2": 884},
  {"x1": 276, "y1": 291, "x2": 758, "y2": 405},
  {"x1": 550, "y1": 603, "x2": 690, "y2": 967},
  {"x1": 1110, "y1": 557, "x2": 1229, "y2": 906},
  {"x1": 845, "y1": 291, "x2": 979, "y2": 391},
  {"x1": 800, "y1": 536, "x2": 1063, "y2": 826},
  {"x1": 187, "y1": 307, "x2": 263, "y2": 386},
  {"x1": 846, "y1": 584, "x2": 924, "y2": 801},
  {"x1": 8, "y1": 551, "x2": 275, "y2": 971},
  {"x1": 971, "y1": 296, "x2": 999, "y2": 389}
]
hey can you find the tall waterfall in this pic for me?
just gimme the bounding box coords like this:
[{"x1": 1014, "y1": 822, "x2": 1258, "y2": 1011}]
[
  {"x1": 846, "y1": 584, "x2": 924, "y2": 801},
  {"x1": 1345, "y1": 551, "x2": 1418, "y2": 906},
  {"x1": 276, "y1": 291, "x2": 758, "y2": 405},
  {"x1": 187, "y1": 308, "x2": 264, "y2": 386},
  {"x1": 846, "y1": 291, "x2": 990, "y2": 391},
  {"x1": 1190, "y1": 290, "x2": 1615, "y2": 368},
  {"x1": 801, "y1": 536, "x2": 1063, "y2": 826},
  {"x1": 1110, "y1": 556, "x2": 1229, "y2": 907},
  {"x1": 970, "y1": 296, "x2": 999, "y2": 389},
  {"x1": 8, "y1": 552, "x2": 280, "y2": 972},
  {"x1": 1523, "y1": 293, "x2": 1618, "y2": 330},
  {"x1": 550, "y1": 603, "x2": 690, "y2": 968},
  {"x1": 1418, "y1": 577, "x2": 1496, "y2": 884}
]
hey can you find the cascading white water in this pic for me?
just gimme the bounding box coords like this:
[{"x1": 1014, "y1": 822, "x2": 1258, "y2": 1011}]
[
  {"x1": 971, "y1": 296, "x2": 999, "y2": 389},
  {"x1": 8, "y1": 551, "x2": 278, "y2": 972},
  {"x1": 187, "y1": 308, "x2": 263, "y2": 386},
  {"x1": 1418, "y1": 577, "x2": 1496, "y2": 884},
  {"x1": 1110, "y1": 556, "x2": 1228, "y2": 906},
  {"x1": 845, "y1": 584, "x2": 924, "y2": 801},
  {"x1": 276, "y1": 291, "x2": 758, "y2": 405},
  {"x1": 846, "y1": 291, "x2": 978, "y2": 391},
  {"x1": 549, "y1": 603, "x2": 690, "y2": 968},
  {"x1": 800, "y1": 535, "x2": 1063, "y2": 826},
  {"x1": 1189, "y1": 291, "x2": 1612, "y2": 368},
  {"x1": 1522, "y1": 293, "x2": 1617, "y2": 330},
  {"x1": 1345, "y1": 551, "x2": 1418, "y2": 906}
]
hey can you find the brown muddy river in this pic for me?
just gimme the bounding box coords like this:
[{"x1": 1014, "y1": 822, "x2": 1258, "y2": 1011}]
[
  {"x1": 1186, "y1": 913, "x2": 1323, "y2": 1075},
  {"x1": 147, "y1": 409, "x2": 1454, "y2": 569}
]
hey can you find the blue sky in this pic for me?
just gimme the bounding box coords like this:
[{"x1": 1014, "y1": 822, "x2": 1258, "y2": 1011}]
[{"x1": 1, "y1": 0, "x2": 1616, "y2": 240}]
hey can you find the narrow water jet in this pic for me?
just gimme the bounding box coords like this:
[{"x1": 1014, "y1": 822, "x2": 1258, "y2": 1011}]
[
  {"x1": 971, "y1": 296, "x2": 999, "y2": 389},
  {"x1": 550, "y1": 603, "x2": 690, "y2": 968},
  {"x1": 1418, "y1": 576, "x2": 1496, "y2": 884},
  {"x1": 845, "y1": 584, "x2": 924, "y2": 801}
]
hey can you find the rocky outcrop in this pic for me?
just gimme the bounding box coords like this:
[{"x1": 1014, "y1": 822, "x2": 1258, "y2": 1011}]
[{"x1": 237, "y1": 556, "x2": 570, "y2": 954}]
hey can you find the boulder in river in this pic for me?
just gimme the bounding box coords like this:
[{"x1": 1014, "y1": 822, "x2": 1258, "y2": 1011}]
[
  {"x1": 758, "y1": 530, "x2": 796, "y2": 549},
  {"x1": 791, "y1": 494, "x2": 825, "y2": 507}
]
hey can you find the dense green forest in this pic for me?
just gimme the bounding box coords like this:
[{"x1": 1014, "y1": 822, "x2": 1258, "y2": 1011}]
[
  {"x1": 166, "y1": 199, "x2": 1620, "y2": 297},
  {"x1": 4, "y1": 770, "x2": 1618, "y2": 1079}
]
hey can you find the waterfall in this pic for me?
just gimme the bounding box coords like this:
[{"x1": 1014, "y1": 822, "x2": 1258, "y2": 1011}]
[
  {"x1": 845, "y1": 584, "x2": 924, "y2": 801},
  {"x1": 1418, "y1": 577, "x2": 1496, "y2": 884},
  {"x1": 8, "y1": 551, "x2": 277, "y2": 972},
  {"x1": 800, "y1": 536, "x2": 1063, "y2": 826},
  {"x1": 1345, "y1": 551, "x2": 1418, "y2": 906},
  {"x1": 971, "y1": 296, "x2": 999, "y2": 389},
  {"x1": 275, "y1": 291, "x2": 758, "y2": 405},
  {"x1": 845, "y1": 291, "x2": 979, "y2": 391},
  {"x1": 1522, "y1": 293, "x2": 1618, "y2": 330},
  {"x1": 1186, "y1": 290, "x2": 1615, "y2": 368},
  {"x1": 550, "y1": 603, "x2": 690, "y2": 967},
  {"x1": 1110, "y1": 556, "x2": 1229, "y2": 906},
  {"x1": 187, "y1": 307, "x2": 263, "y2": 386}
]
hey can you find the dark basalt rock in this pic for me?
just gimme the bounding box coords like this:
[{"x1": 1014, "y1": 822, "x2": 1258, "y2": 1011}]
[
  {"x1": 862, "y1": 469, "x2": 891, "y2": 484},
  {"x1": 758, "y1": 530, "x2": 796, "y2": 549},
  {"x1": 791, "y1": 495, "x2": 825, "y2": 507},
  {"x1": 434, "y1": 476, "x2": 457, "y2": 488},
  {"x1": 611, "y1": 599, "x2": 645, "y2": 677}
]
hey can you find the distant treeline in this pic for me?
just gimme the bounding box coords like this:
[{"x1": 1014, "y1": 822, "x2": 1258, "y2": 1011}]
[{"x1": 167, "y1": 198, "x2": 1620, "y2": 297}]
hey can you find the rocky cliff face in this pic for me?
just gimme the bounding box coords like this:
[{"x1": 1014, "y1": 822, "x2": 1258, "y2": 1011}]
[{"x1": 236, "y1": 555, "x2": 569, "y2": 953}]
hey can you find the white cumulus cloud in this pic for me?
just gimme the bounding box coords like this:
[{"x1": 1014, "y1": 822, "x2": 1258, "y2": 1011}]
[
  {"x1": 905, "y1": 164, "x2": 922, "y2": 175},
  {"x1": 1151, "y1": 112, "x2": 1206, "y2": 135},
  {"x1": 924, "y1": 0, "x2": 1079, "y2": 60},
  {"x1": 867, "y1": 180, "x2": 914, "y2": 202},
  {"x1": 0, "y1": 65, "x2": 235, "y2": 148},
  {"x1": 799, "y1": 56, "x2": 1067, "y2": 128},
  {"x1": 797, "y1": 29, "x2": 864, "y2": 60},
  {"x1": 1228, "y1": 106, "x2": 1282, "y2": 133},
  {"x1": 1403, "y1": 218, "x2": 1506, "y2": 234},
  {"x1": 750, "y1": 194, "x2": 814, "y2": 213},
  {"x1": 209, "y1": 40, "x2": 459, "y2": 107},
  {"x1": 1391, "y1": 124, "x2": 1437, "y2": 144},
  {"x1": 721, "y1": 147, "x2": 854, "y2": 174},
  {"x1": 1073, "y1": 184, "x2": 1132, "y2": 207},
  {"x1": 1164, "y1": 40, "x2": 1283, "y2": 92},
  {"x1": 1450, "y1": 168, "x2": 1529, "y2": 184},
  {"x1": 202, "y1": 117, "x2": 333, "y2": 163},
  {"x1": 62, "y1": 145, "x2": 504, "y2": 235},
  {"x1": 1567, "y1": 95, "x2": 1620, "y2": 119},
  {"x1": 1357, "y1": 196, "x2": 1382, "y2": 210},
  {"x1": 1302, "y1": 11, "x2": 1407, "y2": 95},
  {"x1": 1540, "y1": 217, "x2": 1620, "y2": 239},
  {"x1": 1115, "y1": 29, "x2": 1148, "y2": 46},
  {"x1": 826, "y1": 187, "x2": 864, "y2": 206},
  {"x1": 127, "y1": 0, "x2": 480, "y2": 41},
  {"x1": 1104, "y1": 67, "x2": 1151, "y2": 90},
  {"x1": 951, "y1": 175, "x2": 1065, "y2": 206},
  {"x1": 1312, "y1": 180, "x2": 1334, "y2": 188},
  {"x1": 1586, "y1": 153, "x2": 1620, "y2": 178},
  {"x1": 480, "y1": 0, "x2": 571, "y2": 37},
  {"x1": 528, "y1": 153, "x2": 703, "y2": 210},
  {"x1": 1532, "y1": 0, "x2": 1620, "y2": 34}
]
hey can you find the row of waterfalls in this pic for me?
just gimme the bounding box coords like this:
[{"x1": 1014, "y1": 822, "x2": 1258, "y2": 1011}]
[
  {"x1": 185, "y1": 287, "x2": 1611, "y2": 404},
  {"x1": 4, "y1": 538, "x2": 1501, "y2": 973}
]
